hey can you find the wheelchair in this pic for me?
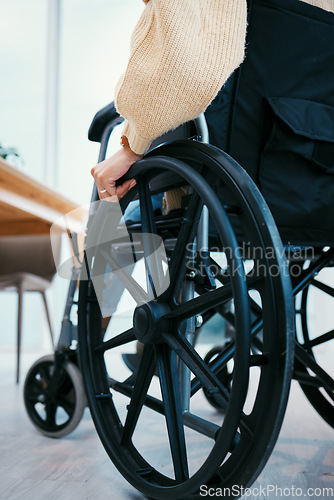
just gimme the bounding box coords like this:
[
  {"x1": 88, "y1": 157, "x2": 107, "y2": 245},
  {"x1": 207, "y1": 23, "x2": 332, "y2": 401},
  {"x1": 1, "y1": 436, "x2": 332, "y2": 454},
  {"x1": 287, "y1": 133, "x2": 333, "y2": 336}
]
[{"x1": 23, "y1": 0, "x2": 334, "y2": 497}]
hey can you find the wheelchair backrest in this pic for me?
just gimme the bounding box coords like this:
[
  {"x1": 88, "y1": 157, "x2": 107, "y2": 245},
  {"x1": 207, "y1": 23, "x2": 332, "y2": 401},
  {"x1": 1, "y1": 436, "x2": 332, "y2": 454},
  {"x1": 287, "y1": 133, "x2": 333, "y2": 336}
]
[{"x1": 206, "y1": 0, "x2": 334, "y2": 246}]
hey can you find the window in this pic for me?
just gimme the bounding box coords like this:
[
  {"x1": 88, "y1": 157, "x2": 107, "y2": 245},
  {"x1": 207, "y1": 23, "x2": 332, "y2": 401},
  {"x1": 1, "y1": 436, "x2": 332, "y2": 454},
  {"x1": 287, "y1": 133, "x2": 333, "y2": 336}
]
[{"x1": 0, "y1": 0, "x2": 143, "y2": 348}]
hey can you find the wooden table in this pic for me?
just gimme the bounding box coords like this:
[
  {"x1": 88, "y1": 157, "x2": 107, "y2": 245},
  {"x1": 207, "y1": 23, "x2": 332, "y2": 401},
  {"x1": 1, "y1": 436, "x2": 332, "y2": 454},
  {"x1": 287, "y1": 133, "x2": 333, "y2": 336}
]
[{"x1": 0, "y1": 157, "x2": 87, "y2": 237}]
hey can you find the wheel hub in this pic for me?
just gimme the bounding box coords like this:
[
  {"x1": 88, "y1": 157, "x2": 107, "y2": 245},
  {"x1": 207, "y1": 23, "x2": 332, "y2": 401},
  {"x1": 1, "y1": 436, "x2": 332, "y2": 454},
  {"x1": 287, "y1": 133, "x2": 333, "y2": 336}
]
[{"x1": 133, "y1": 301, "x2": 170, "y2": 344}]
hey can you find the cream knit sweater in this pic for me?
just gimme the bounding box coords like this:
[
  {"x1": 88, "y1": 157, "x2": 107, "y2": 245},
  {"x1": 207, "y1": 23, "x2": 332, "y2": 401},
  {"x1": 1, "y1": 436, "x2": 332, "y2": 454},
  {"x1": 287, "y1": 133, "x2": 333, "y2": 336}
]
[{"x1": 115, "y1": 0, "x2": 334, "y2": 155}]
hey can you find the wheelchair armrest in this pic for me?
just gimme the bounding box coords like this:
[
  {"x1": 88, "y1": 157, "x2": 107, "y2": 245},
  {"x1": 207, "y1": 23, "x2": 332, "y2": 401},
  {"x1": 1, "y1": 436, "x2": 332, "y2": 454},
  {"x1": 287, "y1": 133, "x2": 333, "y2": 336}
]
[{"x1": 88, "y1": 101, "x2": 124, "y2": 143}]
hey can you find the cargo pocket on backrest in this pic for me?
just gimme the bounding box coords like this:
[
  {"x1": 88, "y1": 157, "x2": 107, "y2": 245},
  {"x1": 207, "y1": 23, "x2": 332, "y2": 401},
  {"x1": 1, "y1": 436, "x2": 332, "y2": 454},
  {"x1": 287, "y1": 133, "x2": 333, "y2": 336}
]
[{"x1": 260, "y1": 97, "x2": 334, "y2": 245}]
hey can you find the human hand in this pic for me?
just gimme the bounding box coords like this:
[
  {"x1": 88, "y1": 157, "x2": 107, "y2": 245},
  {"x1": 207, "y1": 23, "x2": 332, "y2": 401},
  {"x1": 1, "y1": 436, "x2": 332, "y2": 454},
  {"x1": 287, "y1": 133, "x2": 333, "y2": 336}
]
[{"x1": 91, "y1": 143, "x2": 143, "y2": 202}]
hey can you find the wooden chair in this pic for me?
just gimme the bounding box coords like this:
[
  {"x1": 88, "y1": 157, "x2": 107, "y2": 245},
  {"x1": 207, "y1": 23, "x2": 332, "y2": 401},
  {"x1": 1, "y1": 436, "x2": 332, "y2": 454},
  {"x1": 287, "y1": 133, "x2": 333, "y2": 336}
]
[{"x1": 0, "y1": 234, "x2": 61, "y2": 383}]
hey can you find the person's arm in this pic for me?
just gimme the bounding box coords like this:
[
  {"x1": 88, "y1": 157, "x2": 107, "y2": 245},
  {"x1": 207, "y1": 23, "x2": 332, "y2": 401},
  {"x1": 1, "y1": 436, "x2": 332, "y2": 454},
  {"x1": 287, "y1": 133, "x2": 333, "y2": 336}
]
[
  {"x1": 301, "y1": 0, "x2": 334, "y2": 12},
  {"x1": 115, "y1": 0, "x2": 247, "y2": 155},
  {"x1": 91, "y1": 0, "x2": 247, "y2": 200}
]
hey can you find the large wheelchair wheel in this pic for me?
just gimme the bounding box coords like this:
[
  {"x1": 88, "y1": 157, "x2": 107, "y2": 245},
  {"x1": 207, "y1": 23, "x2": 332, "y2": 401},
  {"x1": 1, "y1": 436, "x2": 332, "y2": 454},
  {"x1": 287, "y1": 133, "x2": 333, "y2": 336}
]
[
  {"x1": 78, "y1": 142, "x2": 294, "y2": 499},
  {"x1": 294, "y1": 254, "x2": 334, "y2": 428}
]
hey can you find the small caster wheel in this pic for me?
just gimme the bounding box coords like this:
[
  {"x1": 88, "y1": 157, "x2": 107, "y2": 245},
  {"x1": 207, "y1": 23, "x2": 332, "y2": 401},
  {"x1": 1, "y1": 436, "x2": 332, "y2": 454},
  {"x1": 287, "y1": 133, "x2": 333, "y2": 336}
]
[
  {"x1": 203, "y1": 346, "x2": 233, "y2": 411},
  {"x1": 24, "y1": 354, "x2": 86, "y2": 438}
]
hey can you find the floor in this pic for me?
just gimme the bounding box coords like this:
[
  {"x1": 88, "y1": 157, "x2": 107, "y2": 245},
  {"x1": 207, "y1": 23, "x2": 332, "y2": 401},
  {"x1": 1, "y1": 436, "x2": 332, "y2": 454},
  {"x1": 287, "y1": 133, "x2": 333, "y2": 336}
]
[{"x1": 0, "y1": 348, "x2": 333, "y2": 500}]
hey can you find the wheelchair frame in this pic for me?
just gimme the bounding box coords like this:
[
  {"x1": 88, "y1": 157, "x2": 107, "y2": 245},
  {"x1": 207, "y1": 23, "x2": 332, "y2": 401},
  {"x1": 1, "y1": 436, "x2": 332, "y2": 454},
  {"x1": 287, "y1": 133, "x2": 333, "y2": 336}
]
[{"x1": 23, "y1": 102, "x2": 334, "y2": 496}]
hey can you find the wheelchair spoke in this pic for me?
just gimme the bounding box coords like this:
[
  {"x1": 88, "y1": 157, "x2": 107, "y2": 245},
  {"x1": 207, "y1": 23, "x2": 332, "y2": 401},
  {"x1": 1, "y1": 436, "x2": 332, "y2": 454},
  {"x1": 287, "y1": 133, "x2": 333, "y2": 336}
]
[
  {"x1": 166, "y1": 194, "x2": 203, "y2": 300},
  {"x1": 55, "y1": 397, "x2": 75, "y2": 417},
  {"x1": 165, "y1": 332, "x2": 254, "y2": 437},
  {"x1": 155, "y1": 344, "x2": 189, "y2": 483},
  {"x1": 293, "y1": 371, "x2": 325, "y2": 388},
  {"x1": 111, "y1": 376, "x2": 223, "y2": 438},
  {"x1": 302, "y1": 329, "x2": 334, "y2": 349},
  {"x1": 191, "y1": 342, "x2": 235, "y2": 396},
  {"x1": 295, "y1": 342, "x2": 334, "y2": 392},
  {"x1": 121, "y1": 345, "x2": 156, "y2": 445},
  {"x1": 138, "y1": 177, "x2": 165, "y2": 298},
  {"x1": 163, "y1": 331, "x2": 230, "y2": 408},
  {"x1": 45, "y1": 402, "x2": 57, "y2": 427},
  {"x1": 292, "y1": 249, "x2": 334, "y2": 296},
  {"x1": 311, "y1": 279, "x2": 334, "y2": 298},
  {"x1": 94, "y1": 329, "x2": 136, "y2": 353},
  {"x1": 25, "y1": 385, "x2": 45, "y2": 402},
  {"x1": 101, "y1": 249, "x2": 148, "y2": 303},
  {"x1": 165, "y1": 285, "x2": 233, "y2": 323},
  {"x1": 249, "y1": 314, "x2": 263, "y2": 337}
]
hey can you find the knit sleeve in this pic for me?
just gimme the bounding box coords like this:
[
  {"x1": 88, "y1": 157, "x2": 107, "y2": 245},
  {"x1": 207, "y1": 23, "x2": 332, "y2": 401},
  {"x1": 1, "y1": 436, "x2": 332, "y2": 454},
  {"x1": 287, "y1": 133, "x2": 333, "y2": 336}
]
[
  {"x1": 301, "y1": 0, "x2": 334, "y2": 11},
  {"x1": 115, "y1": 0, "x2": 247, "y2": 154}
]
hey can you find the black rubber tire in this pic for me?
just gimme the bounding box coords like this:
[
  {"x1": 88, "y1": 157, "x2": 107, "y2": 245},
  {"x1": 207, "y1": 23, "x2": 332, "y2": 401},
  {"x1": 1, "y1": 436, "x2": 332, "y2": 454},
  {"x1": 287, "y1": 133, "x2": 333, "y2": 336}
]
[{"x1": 203, "y1": 346, "x2": 233, "y2": 411}]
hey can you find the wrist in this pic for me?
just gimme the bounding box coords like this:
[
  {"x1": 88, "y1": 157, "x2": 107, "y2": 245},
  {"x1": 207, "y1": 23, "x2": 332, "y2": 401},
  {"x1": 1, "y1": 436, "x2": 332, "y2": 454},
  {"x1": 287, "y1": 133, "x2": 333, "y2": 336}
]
[{"x1": 120, "y1": 135, "x2": 143, "y2": 160}]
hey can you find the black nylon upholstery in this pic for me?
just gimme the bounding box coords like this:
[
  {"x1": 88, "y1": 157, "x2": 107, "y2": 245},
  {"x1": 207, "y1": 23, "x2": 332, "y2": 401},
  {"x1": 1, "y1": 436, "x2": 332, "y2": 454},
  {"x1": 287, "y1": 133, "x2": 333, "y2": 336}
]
[{"x1": 206, "y1": 0, "x2": 334, "y2": 245}]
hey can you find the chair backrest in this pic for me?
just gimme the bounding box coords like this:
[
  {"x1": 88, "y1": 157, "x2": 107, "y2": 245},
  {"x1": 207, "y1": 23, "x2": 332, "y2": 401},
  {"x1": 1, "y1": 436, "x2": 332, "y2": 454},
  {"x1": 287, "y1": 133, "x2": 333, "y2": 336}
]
[
  {"x1": 206, "y1": 0, "x2": 334, "y2": 246},
  {"x1": 0, "y1": 234, "x2": 62, "y2": 282}
]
